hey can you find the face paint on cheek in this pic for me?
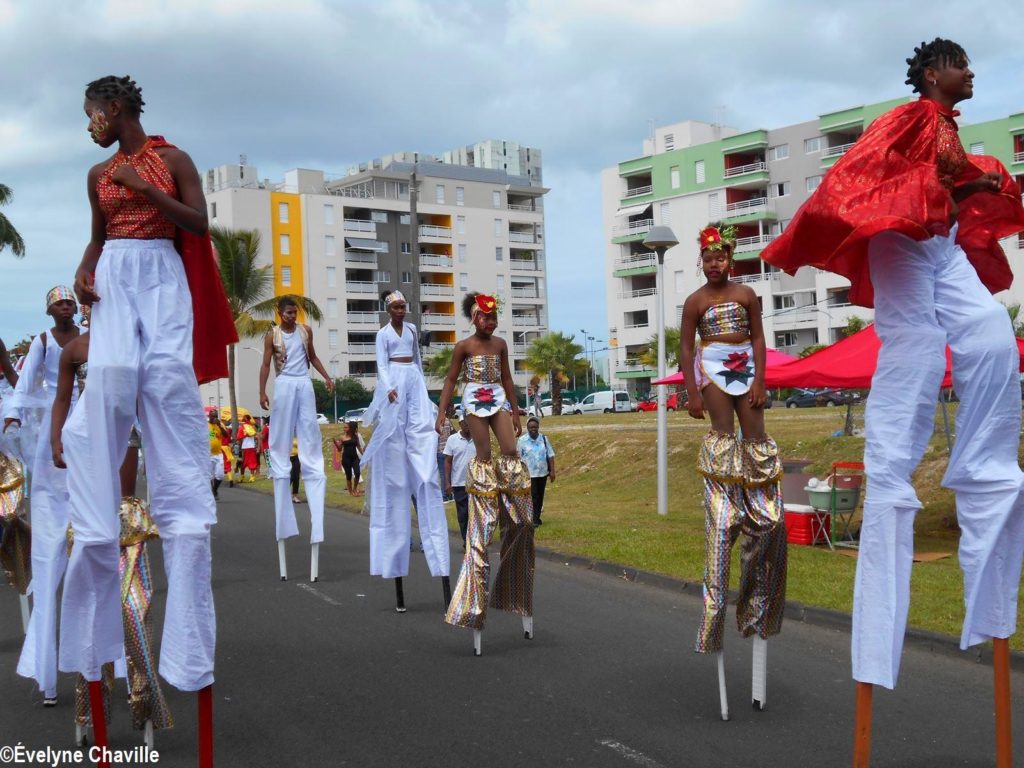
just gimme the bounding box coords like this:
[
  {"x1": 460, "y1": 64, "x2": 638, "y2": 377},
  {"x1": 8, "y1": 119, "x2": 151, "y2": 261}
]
[{"x1": 88, "y1": 110, "x2": 109, "y2": 141}]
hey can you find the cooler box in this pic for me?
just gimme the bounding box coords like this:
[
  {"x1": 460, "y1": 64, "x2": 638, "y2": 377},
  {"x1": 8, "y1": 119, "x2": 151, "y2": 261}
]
[
  {"x1": 784, "y1": 503, "x2": 831, "y2": 546},
  {"x1": 805, "y1": 475, "x2": 862, "y2": 513}
]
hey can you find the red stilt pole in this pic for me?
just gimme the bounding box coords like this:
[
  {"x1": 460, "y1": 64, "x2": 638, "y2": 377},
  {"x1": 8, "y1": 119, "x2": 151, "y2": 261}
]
[
  {"x1": 198, "y1": 684, "x2": 214, "y2": 768},
  {"x1": 853, "y1": 682, "x2": 873, "y2": 768},
  {"x1": 993, "y1": 638, "x2": 1012, "y2": 768},
  {"x1": 88, "y1": 680, "x2": 110, "y2": 768}
]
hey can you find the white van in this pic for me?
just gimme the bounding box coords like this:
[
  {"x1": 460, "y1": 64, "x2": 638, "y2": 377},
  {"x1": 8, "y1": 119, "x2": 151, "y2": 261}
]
[{"x1": 571, "y1": 390, "x2": 635, "y2": 414}]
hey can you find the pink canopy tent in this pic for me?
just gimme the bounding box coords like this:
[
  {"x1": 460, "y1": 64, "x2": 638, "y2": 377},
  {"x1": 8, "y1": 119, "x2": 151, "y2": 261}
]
[{"x1": 652, "y1": 347, "x2": 798, "y2": 386}]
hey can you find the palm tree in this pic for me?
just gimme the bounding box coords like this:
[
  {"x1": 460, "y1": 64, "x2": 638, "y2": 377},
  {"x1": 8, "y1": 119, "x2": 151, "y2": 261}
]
[
  {"x1": 423, "y1": 345, "x2": 455, "y2": 389},
  {"x1": 639, "y1": 327, "x2": 682, "y2": 371},
  {"x1": 0, "y1": 184, "x2": 26, "y2": 257},
  {"x1": 211, "y1": 226, "x2": 323, "y2": 434},
  {"x1": 524, "y1": 332, "x2": 583, "y2": 415},
  {"x1": 1005, "y1": 303, "x2": 1024, "y2": 336}
]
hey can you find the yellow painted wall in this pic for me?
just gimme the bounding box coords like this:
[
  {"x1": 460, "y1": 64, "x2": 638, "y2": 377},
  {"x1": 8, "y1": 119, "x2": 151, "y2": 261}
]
[{"x1": 270, "y1": 192, "x2": 305, "y2": 319}]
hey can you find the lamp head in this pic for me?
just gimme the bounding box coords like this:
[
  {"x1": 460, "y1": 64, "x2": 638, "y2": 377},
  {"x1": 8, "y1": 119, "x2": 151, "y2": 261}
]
[{"x1": 643, "y1": 226, "x2": 679, "y2": 252}]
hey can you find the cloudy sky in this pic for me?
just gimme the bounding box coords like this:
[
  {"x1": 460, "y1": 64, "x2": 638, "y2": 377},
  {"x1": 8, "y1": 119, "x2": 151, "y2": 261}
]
[{"x1": 2, "y1": 0, "x2": 1023, "y2": 352}]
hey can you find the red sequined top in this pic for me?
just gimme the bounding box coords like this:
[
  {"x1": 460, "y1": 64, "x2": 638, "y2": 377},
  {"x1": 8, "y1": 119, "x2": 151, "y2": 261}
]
[
  {"x1": 936, "y1": 108, "x2": 968, "y2": 191},
  {"x1": 96, "y1": 137, "x2": 177, "y2": 239}
]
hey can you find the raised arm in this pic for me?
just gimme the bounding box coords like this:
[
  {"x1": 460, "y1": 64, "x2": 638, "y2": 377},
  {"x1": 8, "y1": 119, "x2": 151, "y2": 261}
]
[
  {"x1": 304, "y1": 324, "x2": 334, "y2": 393},
  {"x1": 435, "y1": 342, "x2": 467, "y2": 433}
]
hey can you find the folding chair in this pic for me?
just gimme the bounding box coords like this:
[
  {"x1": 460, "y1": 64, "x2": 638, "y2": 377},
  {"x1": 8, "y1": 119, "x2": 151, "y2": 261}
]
[{"x1": 828, "y1": 461, "x2": 864, "y2": 548}]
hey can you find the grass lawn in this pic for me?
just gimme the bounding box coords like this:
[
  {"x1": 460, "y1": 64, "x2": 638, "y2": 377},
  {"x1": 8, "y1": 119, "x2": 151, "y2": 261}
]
[{"x1": 247, "y1": 403, "x2": 1024, "y2": 650}]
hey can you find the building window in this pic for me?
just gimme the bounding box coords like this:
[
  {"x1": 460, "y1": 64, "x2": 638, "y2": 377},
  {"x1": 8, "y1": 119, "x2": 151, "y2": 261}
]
[
  {"x1": 401, "y1": 271, "x2": 412, "y2": 284},
  {"x1": 279, "y1": 234, "x2": 290, "y2": 255},
  {"x1": 670, "y1": 166, "x2": 681, "y2": 188},
  {"x1": 805, "y1": 175, "x2": 823, "y2": 193},
  {"x1": 458, "y1": 244, "x2": 467, "y2": 263},
  {"x1": 327, "y1": 298, "x2": 338, "y2": 318},
  {"x1": 377, "y1": 241, "x2": 389, "y2": 253},
  {"x1": 773, "y1": 294, "x2": 796, "y2": 310},
  {"x1": 456, "y1": 187, "x2": 465, "y2": 206},
  {"x1": 459, "y1": 272, "x2": 469, "y2": 291},
  {"x1": 278, "y1": 202, "x2": 289, "y2": 223},
  {"x1": 694, "y1": 160, "x2": 705, "y2": 184},
  {"x1": 435, "y1": 184, "x2": 445, "y2": 204},
  {"x1": 770, "y1": 144, "x2": 789, "y2": 161},
  {"x1": 324, "y1": 235, "x2": 336, "y2": 257},
  {"x1": 326, "y1": 266, "x2": 336, "y2": 287},
  {"x1": 210, "y1": 202, "x2": 217, "y2": 220},
  {"x1": 674, "y1": 270, "x2": 685, "y2": 293},
  {"x1": 399, "y1": 214, "x2": 410, "y2": 225},
  {"x1": 328, "y1": 329, "x2": 338, "y2": 349},
  {"x1": 707, "y1": 192, "x2": 722, "y2": 219},
  {"x1": 371, "y1": 210, "x2": 388, "y2": 223},
  {"x1": 970, "y1": 141, "x2": 985, "y2": 155},
  {"x1": 324, "y1": 204, "x2": 334, "y2": 225},
  {"x1": 770, "y1": 181, "x2": 791, "y2": 198},
  {"x1": 400, "y1": 242, "x2": 411, "y2": 254},
  {"x1": 374, "y1": 270, "x2": 390, "y2": 283},
  {"x1": 664, "y1": 133, "x2": 674, "y2": 151},
  {"x1": 330, "y1": 361, "x2": 338, "y2": 377},
  {"x1": 281, "y1": 266, "x2": 292, "y2": 287},
  {"x1": 497, "y1": 275, "x2": 506, "y2": 290},
  {"x1": 456, "y1": 215, "x2": 466, "y2": 234},
  {"x1": 659, "y1": 201, "x2": 670, "y2": 224},
  {"x1": 804, "y1": 137, "x2": 823, "y2": 154},
  {"x1": 494, "y1": 218, "x2": 502, "y2": 236},
  {"x1": 492, "y1": 190, "x2": 501, "y2": 208},
  {"x1": 776, "y1": 331, "x2": 798, "y2": 348},
  {"x1": 495, "y1": 246, "x2": 503, "y2": 262}
]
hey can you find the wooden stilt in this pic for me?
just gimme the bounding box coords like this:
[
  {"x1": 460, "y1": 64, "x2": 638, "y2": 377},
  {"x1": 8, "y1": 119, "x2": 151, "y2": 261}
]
[
  {"x1": 310, "y1": 542, "x2": 319, "y2": 583},
  {"x1": 198, "y1": 684, "x2": 214, "y2": 768},
  {"x1": 88, "y1": 681, "x2": 110, "y2": 768},
  {"x1": 522, "y1": 615, "x2": 533, "y2": 640},
  {"x1": 19, "y1": 594, "x2": 30, "y2": 634},
  {"x1": 394, "y1": 577, "x2": 406, "y2": 613},
  {"x1": 717, "y1": 652, "x2": 729, "y2": 721},
  {"x1": 752, "y1": 637, "x2": 767, "y2": 711},
  {"x1": 277, "y1": 540, "x2": 287, "y2": 581},
  {"x1": 473, "y1": 629, "x2": 482, "y2": 656},
  {"x1": 853, "y1": 682, "x2": 873, "y2": 768},
  {"x1": 993, "y1": 638, "x2": 1012, "y2": 768}
]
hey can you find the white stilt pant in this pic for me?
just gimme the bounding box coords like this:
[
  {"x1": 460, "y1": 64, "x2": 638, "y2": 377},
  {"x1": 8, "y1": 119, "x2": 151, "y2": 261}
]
[{"x1": 268, "y1": 375, "x2": 325, "y2": 544}]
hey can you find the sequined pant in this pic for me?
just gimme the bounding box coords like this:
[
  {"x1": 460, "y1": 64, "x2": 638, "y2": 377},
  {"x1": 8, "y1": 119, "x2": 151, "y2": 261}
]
[
  {"x1": 445, "y1": 456, "x2": 535, "y2": 630},
  {"x1": 695, "y1": 432, "x2": 787, "y2": 654}
]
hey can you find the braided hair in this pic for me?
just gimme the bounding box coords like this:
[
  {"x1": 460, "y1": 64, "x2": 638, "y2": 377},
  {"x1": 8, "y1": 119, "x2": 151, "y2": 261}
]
[
  {"x1": 84, "y1": 75, "x2": 145, "y2": 115},
  {"x1": 905, "y1": 38, "x2": 968, "y2": 94}
]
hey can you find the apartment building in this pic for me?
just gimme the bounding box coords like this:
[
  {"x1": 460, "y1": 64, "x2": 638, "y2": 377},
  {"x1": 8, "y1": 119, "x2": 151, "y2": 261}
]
[
  {"x1": 602, "y1": 99, "x2": 1024, "y2": 395},
  {"x1": 200, "y1": 144, "x2": 549, "y2": 412}
]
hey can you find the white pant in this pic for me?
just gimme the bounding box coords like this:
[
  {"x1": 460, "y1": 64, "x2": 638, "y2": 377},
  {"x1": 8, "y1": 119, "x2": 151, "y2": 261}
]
[
  {"x1": 363, "y1": 363, "x2": 449, "y2": 579},
  {"x1": 852, "y1": 226, "x2": 1024, "y2": 688},
  {"x1": 269, "y1": 375, "x2": 325, "y2": 543},
  {"x1": 59, "y1": 239, "x2": 217, "y2": 691},
  {"x1": 210, "y1": 454, "x2": 225, "y2": 481},
  {"x1": 16, "y1": 405, "x2": 70, "y2": 696}
]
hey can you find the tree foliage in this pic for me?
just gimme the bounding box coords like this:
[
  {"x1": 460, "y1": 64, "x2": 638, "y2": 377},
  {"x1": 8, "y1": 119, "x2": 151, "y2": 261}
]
[
  {"x1": 524, "y1": 332, "x2": 584, "y2": 415},
  {"x1": 0, "y1": 184, "x2": 26, "y2": 257},
  {"x1": 423, "y1": 345, "x2": 455, "y2": 387},
  {"x1": 640, "y1": 327, "x2": 682, "y2": 370}
]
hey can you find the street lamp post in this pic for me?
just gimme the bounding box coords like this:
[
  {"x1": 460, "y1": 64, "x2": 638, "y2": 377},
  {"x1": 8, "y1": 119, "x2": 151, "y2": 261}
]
[
  {"x1": 329, "y1": 352, "x2": 347, "y2": 423},
  {"x1": 643, "y1": 225, "x2": 679, "y2": 516}
]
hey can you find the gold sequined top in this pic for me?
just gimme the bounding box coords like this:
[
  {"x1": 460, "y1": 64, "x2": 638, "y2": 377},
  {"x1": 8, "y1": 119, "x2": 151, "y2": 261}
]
[
  {"x1": 461, "y1": 354, "x2": 501, "y2": 384},
  {"x1": 698, "y1": 302, "x2": 750, "y2": 339},
  {"x1": 936, "y1": 111, "x2": 968, "y2": 192}
]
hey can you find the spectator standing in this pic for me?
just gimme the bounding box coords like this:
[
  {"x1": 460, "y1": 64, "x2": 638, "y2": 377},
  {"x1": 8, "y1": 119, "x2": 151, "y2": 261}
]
[
  {"x1": 332, "y1": 422, "x2": 365, "y2": 496},
  {"x1": 517, "y1": 415, "x2": 555, "y2": 526},
  {"x1": 443, "y1": 419, "x2": 476, "y2": 546},
  {"x1": 436, "y1": 405, "x2": 455, "y2": 502}
]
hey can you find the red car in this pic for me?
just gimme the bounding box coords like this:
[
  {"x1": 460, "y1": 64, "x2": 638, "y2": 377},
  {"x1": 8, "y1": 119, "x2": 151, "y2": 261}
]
[{"x1": 637, "y1": 392, "x2": 680, "y2": 412}]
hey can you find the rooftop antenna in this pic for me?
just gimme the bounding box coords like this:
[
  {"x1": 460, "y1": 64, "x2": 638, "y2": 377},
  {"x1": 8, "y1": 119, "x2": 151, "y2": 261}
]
[{"x1": 239, "y1": 153, "x2": 248, "y2": 166}]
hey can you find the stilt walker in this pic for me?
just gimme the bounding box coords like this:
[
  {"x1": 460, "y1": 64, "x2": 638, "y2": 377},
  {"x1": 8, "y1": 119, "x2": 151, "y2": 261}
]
[
  {"x1": 0, "y1": 343, "x2": 31, "y2": 634},
  {"x1": 680, "y1": 226, "x2": 788, "y2": 718},
  {"x1": 761, "y1": 39, "x2": 1024, "y2": 766},
  {"x1": 361, "y1": 291, "x2": 451, "y2": 611},
  {"x1": 63, "y1": 75, "x2": 237, "y2": 767},
  {"x1": 259, "y1": 297, "x2": 333, "y2": 583},
  {"x1": 438, "y1": 293, "x2": 535, "y2": 655},
  {"x1": 3, "y1": 287, "x2": 82, "y2": 706}
]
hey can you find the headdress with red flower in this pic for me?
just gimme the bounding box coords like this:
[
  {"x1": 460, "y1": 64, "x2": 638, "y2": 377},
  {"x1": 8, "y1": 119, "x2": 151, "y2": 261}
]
[
  {"x1": 698, "y1": 224, "x2": 737, "y2": 253},
  {"x1": 471, "y1": 293, "x2": 500, "y2": 319}
]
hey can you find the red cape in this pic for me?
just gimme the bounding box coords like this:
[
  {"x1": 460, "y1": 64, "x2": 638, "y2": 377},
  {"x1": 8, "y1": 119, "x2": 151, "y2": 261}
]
[
  {"x1": 761, "y1": 98, "x2": 1024, "y2": 307},
  {"x1": 150, "y1": 137, "x2": 237, "y2": 384}
]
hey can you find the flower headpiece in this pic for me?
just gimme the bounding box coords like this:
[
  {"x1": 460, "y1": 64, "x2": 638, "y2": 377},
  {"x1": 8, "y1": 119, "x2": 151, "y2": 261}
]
[
  {"x1": 471, "y1": 293, "x2": 499, "y2": 320},
  {"x1": 384, "y1": 290, "x2": 406, "y2": 307},
  {"x1": 46, "y1": 285, "x2": 77, "y2": 310},
  {"x1": 698, "y1": 225, "x2": 737, "y2": 252}
]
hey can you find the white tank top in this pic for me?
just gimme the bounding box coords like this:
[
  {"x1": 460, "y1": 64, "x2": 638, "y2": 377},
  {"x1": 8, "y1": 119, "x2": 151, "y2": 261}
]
[{"x1": 280, "y1": 329, "x2": 309, "y2": 377}]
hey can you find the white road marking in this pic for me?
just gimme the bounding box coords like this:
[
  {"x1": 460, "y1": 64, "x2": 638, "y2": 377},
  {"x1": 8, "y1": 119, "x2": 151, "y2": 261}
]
[
  {"x1": 297, "y1": 583, "x2": 343, "y2": 606},
  {"x1": 598, "y1": 739, "x2": 667, "y2": 768}
]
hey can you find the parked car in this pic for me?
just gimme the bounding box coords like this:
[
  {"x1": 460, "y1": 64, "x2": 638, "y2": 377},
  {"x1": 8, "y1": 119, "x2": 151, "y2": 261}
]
[
  {"x1": 637, "y1": 392, "x2": 680, "y2": 412},
  {"x1": 342, "y1": 407, "x2": 367, "y2": 423},
  {"x1": 784, "y1": 388, "x2": 860, "y2": 408},
  {"x1": 526, "y1": 397, "x2": 578, "y2": 417},
  {"x1": 316, "y1": 412, "x2": 330, "y2": 424},
  {"x1": 571, "y1": 390, "x2": 636, "y2": 414}
]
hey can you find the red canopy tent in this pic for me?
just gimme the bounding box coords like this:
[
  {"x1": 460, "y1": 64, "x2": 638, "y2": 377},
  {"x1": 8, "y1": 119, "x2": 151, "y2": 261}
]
[
  {"x1": 652, "y1": 347, "x2": 798, "y2": 386},
  {"x1": 761, "y1": 324, "x2": 1024, "y2": 389}
]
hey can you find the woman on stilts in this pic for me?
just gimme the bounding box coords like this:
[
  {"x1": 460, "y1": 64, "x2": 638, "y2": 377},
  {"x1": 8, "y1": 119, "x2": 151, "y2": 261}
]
[
  {"x1": 360, "y1": 291, "x2": 451, "y2": 611},
  {"x1": 438, "y1": 293, "x2": 535, "y2": 656},
  {"x1": 680, "y1": 224, "x2": 787, "y2": 719}
]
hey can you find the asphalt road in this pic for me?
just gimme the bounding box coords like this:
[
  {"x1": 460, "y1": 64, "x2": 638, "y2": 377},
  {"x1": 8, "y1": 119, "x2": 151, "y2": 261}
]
[{"x1": 2, "y1": 484, "x2": 1022, "y2": 767}]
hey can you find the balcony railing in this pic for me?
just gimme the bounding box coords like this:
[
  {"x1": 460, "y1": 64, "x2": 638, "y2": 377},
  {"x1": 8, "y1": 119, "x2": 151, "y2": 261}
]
[
  {"x1": 723, "y1": 161, "x2": 767, "y2": 178},
  {"x1": 623, "y1": 321, "x2": 649, "y2": 330},
  {"x1": 344, "y1": 250, "x2": 377, "y2": 264},
  {"x1": 511, "y1": 287, "x2": 538, "y2": 299},
  {"x1": 823, "y1": 142, "x2": 856, "y2": 158},
  {"x1": 508, "y1": 231, "x2": 538, "y2": 244},
  {"x1": 424, "y1": 342, "x2": 454, "y2": 353},
  {"x1": 421, "y1": 284, "x2": 454, "y2": 296},
  {"x1": 507, "y1": 203, "x2": 536, "y2": 212},
  {"x1": 623, "y1": 184, "x2": 653, "y2": 198},
  {"x1": 510, "y1": 257, "x2": 540, "y2": 271},
  {"x1": 346, "y1": 311, "x2": 380, "y2": 325},
  {"x1": 621, "y1": 357, "x2": 648, "y2": 369},
  {"x1": 725, "y1": 197, "x2": 768, "y2": 215},
  {"x1": 617, "y1": 287, "x2": 657, "y2": 299},
  {"x1": 512, "y1": 316, "x2": 540, "y2": 327},
  {"x1": 419, "y1": 225, "x2": 451, "y2": 238},
  {"x1": 348, "y1": 371, "x2": 377, "y2": 379},
  {"x1": 733, "y1": 273, "x2": 768, "y2": 284},
  {"x1": 419, "y1": 254, "x2": 453, "y2": 268},
  {"x1": 421, "y1": 314, "x2": 456, "y2": 328},
  {"x1": 1015, "y1": 151, "x2": 1024, "y2": 164},
  {"x1": 734, "y1": 234, "x2": 775, "y2": 253},
  {"x1": 344, "y1": 281, "x2": 378, "y2": 294},
  {"x1": 614, "y1": 253, "x2": 657, "y2": 271},
  {"x1": 512, "y1": 343, "x2": 530, "y2": 354},
  {"x1": 612, "y1": 218, "x2": 654, "y2": 236},
  {"x1": 343, "y1": 219, "x2": 376, "y2": 232},
  {"x1": 346, "y1": 343, "x2": 376, "y2": 355}
]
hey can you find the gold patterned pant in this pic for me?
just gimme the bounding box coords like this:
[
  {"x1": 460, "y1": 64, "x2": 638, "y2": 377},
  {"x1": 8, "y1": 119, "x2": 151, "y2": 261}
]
[
  {"x1": 445, "y1": 456, "x2": 535, "y2": 630},
  {"x1": 695, "y1": 432, "x2": 787, "y2": 654}
]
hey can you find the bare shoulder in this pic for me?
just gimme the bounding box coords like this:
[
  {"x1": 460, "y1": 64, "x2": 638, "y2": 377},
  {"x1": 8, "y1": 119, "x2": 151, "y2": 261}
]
[
  {"x1": 737, "y1": 284, "x2": 759, "y2": 305},
  {"x1": 303, "y1": 323, "x2": 313, "y2": 335}
]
